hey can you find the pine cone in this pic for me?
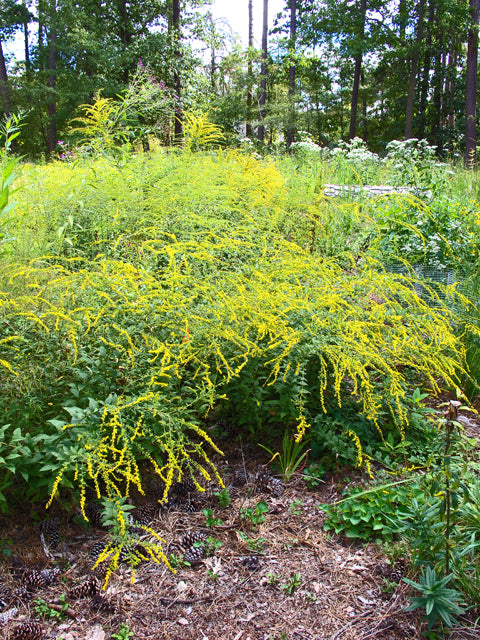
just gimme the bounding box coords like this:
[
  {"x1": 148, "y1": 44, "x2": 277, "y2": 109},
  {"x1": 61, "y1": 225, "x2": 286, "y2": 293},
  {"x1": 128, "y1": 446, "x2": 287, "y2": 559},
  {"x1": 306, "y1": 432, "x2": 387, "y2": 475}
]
[
  {"x1": 390, "y1": 565, "x2": 404, "y2": 583},
  {"x1": 90, "y1": 540, "x2": 107, "y2": 564},
  {"x1": 232, "y1": 468, "x2": 248, "y2": 486},
  {"x1": 242, "y1": 555, "x2": 260, "y2": 570},
  {"x1": 255, "y1": 467, "x2": 272, "y2": 482},
  {"x1": 212, "y1": 419, "x2": 237, "y2": 436},
  {"x1": 148, "y1": 478, "x2": 165, "y2": 500},
  {"x1": 118, "y1": 543, "x2": 135, "y2": 563},
  {"x1": 0, "y1": 584, "x2": 12, "y2": 609},
  {"x1": 0, "y1": 606, "x2": 17, "y2": 626},
  {"x1": 266, "y1": 477, "x2": 285, "y2": 498},
  {"x1": 68, "y1": 575, "x2": 100, "y2": 599},
  {"x1": 167, "y1": 496, "x2": 197, "y2": 512},
  {"x1": 255, "y1": 470, "x2": 272, "y2": 492},
  {"x1": 39, "y1": 567, "x2": 60, "y2": 586},
  {"x1": 174, "y1": 477, "x2": 196, "y2": 497},
  {"x1": 168, "y1": 542, "x2": 182, "y2": 557},
  {"x1": 89, "y1": 594, "x2": 115, "y2": 613},
  {"x1": 132, "y1": 503, "x2": 157, "y2": 527},
  {"x1": 22, "y1": 569, "x2": 47, "y2": 591},
  {"x1": 183, "y1": 545, "x2": 205, "y2": 565},
  {"x1": 84, "y1": 503, "x2": 103, "y2": 528},
  {"x1": 39, "y1": 518, "x2": 60, "y2": 549},
  {"x1": 222, "y1": 420, "x2": 238, "y2": 437},
  {"x1": 182, "y1": 531, "x2": 207, "y2": 548},
  {"x1": 12, "y1": 586, "x2": 30, "y2": 601},
  {"x1": 196, "y1": 484, "x2": 215, "y2": 505},
  {"x1": 178, "y1": 500, "x2": 199, "y2": 513},
  {"x1": 11, "y1": 621, "x2": 44, "y2": 640},
  {"x1": 374, "y1": 561, "x2": 392, "y2": 578}
]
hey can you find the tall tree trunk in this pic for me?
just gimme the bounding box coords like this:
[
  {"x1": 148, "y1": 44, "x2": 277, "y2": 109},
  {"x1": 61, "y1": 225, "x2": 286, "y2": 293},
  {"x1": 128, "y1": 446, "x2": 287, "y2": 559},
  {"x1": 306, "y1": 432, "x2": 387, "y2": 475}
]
[
  {"x1": 418, "y1": 0, "x2": 434, "y2": 138},
  {"x1": 246, "y1": 0, "x2": 253, "y2": 139},
  {"x1": 117, "y1": 0, "x2": 130, "y2": 45},
  {"x1": 117, "y1": 0, "x2": 131, "y2": 82},
  {"x1": 286, "y1": 0, "x2": 297, "y2": 148},
  {"x1": 348, "y1": 0, "x2": 367, "y2": 140},
  {"x1": 0, "y1": 39, "x2": 11, "y2": 116},
  {"x1": 24, "y1": 17, "x2": 30, "y2": 73},
  {"x1": 430, "y1": 26, "x2": 443, "y2": 149},
  {"x1": 465, "y1": 0, "x2": 480, "y2": 167},
  {"x1": 361, "y1": 70, "x2": 367, "y2": 141},
  {"x1": 47, "y1": 0, "x2": 57, "y2": 156},
  {"x1": 258, "y1": 0, "x2": 268, "y2": 142},
  {"x1": 210, "y1": 43, "x2": 216, "y2": 93},
  {"x1": 405, "y1": 0, "x2": 426, "y2": 139},
  {"x1": 398, "y1": 0, "x2": 407, "y2": 41},
  {"x1": 172, "y1": 0, "x2": 183, "y2": 143},
  {"x1": 445, "y1": 49, "x2": 457, "y2": 130},
  {"x1": 38, "y1": 0, "x2": 45, "y2": 70},
  {"x1": 340, "y1": 81, "x2": 344, "y2": 139}
]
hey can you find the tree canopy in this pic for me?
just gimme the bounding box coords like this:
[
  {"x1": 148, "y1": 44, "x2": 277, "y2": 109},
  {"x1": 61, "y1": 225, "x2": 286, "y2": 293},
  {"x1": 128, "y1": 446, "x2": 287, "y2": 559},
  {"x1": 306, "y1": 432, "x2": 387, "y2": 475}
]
[{"x1": 0, "y1": 0, "x2": 478, "y2": 160}]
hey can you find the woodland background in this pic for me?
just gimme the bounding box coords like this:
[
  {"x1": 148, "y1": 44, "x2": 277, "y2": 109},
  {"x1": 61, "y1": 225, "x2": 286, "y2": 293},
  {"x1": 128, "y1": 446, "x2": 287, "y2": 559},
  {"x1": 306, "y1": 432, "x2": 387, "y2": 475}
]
[{"x1": 0, "y1": 0, "x2": 480, "y2": 163}]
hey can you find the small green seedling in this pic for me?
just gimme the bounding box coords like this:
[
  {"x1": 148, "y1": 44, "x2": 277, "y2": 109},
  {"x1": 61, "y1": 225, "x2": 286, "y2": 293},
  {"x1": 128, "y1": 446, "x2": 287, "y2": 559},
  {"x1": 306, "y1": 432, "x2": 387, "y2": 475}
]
[
  {"x1": 280, "y1": 573, "x2": 302, "y2": 595},
  {"x1": 240, "y1": 500, "x2": 269, "y2": 526},
  {"x1": 111, "y1": 622, "x2": 134, "y2": 640},
  {"x1": 203, "y1": 508, "x2": 223, "y2": 527}
]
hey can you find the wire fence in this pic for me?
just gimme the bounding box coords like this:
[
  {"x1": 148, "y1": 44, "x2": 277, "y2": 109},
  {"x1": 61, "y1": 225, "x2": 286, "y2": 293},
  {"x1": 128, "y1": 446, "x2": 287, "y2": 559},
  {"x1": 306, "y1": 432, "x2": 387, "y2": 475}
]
[
  {"x1": 384, "y1": 264, "x2": 478, "y2": 308},
  {"x1": 323, "y1": 184, "x2": 478, "y2": 308}
]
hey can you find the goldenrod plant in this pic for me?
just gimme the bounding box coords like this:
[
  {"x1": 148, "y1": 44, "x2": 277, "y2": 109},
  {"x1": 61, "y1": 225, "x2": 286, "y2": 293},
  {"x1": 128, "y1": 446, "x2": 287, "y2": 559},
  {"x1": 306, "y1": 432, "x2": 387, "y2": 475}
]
[
  {"x1": 0, "y1": 147, "x2": 469, "y2": 582},
  {"x1": 182, "y1": 112, "x2": 225, "y2": 151},
  {"x1": 0, "y1": 114, "x2": 22, "y2": 258},
  {"x1": 70, "y1": 91, "x2": 124, "y2": 153},
  {"x1": 69, "y1": 65, "x2": 175, "y2": 155}
]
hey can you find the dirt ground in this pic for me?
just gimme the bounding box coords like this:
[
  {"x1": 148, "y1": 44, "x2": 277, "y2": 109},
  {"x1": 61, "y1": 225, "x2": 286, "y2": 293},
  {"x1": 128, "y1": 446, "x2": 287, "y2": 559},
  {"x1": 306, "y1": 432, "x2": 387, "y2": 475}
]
[{"x1": 0, "y1": 435, "x2": 479, "y2": 640}]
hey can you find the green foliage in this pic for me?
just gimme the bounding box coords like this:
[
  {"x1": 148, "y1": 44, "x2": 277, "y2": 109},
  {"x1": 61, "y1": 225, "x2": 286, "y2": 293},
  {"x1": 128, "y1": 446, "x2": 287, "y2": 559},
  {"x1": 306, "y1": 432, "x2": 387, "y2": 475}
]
[
  {"x1": 214, "y1": 487, "x2": 231, "y2": 508},
  {"x1": 384, "y1": 138, "x2": 451, "y2": 191},
  {"x1": 302, "y1": 462, "x2": 326, "y2": 489},
  {"x1": 266, "y1": 571, "x2": 280, "y2": 586},
  {"x1": 100, "y1": 497, "x2": 136, "y2": 534},
  {"x1": 240, "y1": 501, "x2": 269, "y2": 527},
  {"x1": 111, "y1": 623, "x2": 134, "y2": 640},
  {"x1": 203, "y1": 536, "x2": 223, "y2": 556},
  {"x1": 69, "y1": 66, "x2": 175, "y2": 156},
  {"x1": 34, "y1": 594, "x2": 69, "y2": 620},
  {"x1": 0, "y1": 537, "x2": 12, "y2": 558},
  {"x1": 0, "y1": 151, "x2": 468, "y2": 517},
  {"x1": 321, "y1": 403, "x2": 480, "y2": 614},
  {"x1": 238, "y1": 533, "x2": 267, "y2": 553},
  {"x1": 403, "y1": 567, "x2": 465, "y2": 630},
  {"x1": 324, "y1": 137, "x2": 383, "y2": 185},
  {"x1": 0, "y1": 115, "x2": 22, "y2": 258},
  {"x1": 280, "y1": 573, "x2": 302, "y2": 595},
  {"x1": 70, "y1": 92, "x2": 126, "y2": 153},
  {"x1": 372, "y1": 194, "x2": 478, "y2": 272},
  {"x1": 259, "y1": 430, "x2": 311, "y2": 482},
  {"x1": 321, "y1": 478, "x2": 424, "y2": 541},
  {"x1": 0, "y1": 147, "x2": 475, "y2": 604},
  {"x1": 289, "y1": 499, "x2": 303, "y2": 516},
  {"x1": 183, "y1": 536, "x2": 222, "y2": 565},
  {"x1": 203, "y1": 508, "x2": 223, "y2": 527}
]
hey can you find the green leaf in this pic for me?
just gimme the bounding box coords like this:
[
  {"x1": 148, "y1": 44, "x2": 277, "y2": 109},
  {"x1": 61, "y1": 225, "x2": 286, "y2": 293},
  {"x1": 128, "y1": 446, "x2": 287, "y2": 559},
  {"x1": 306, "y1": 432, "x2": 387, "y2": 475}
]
[{"x1": 47, "y1": 419, "x2": 67, "y2": 430}]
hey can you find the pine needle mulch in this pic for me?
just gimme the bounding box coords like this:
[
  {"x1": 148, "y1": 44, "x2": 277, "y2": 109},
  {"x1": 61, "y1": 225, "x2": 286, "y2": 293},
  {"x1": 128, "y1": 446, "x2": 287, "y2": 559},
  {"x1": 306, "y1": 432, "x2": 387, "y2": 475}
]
[{"x1": 0, "y1": 439, "x2": 475, "y2": 640}]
